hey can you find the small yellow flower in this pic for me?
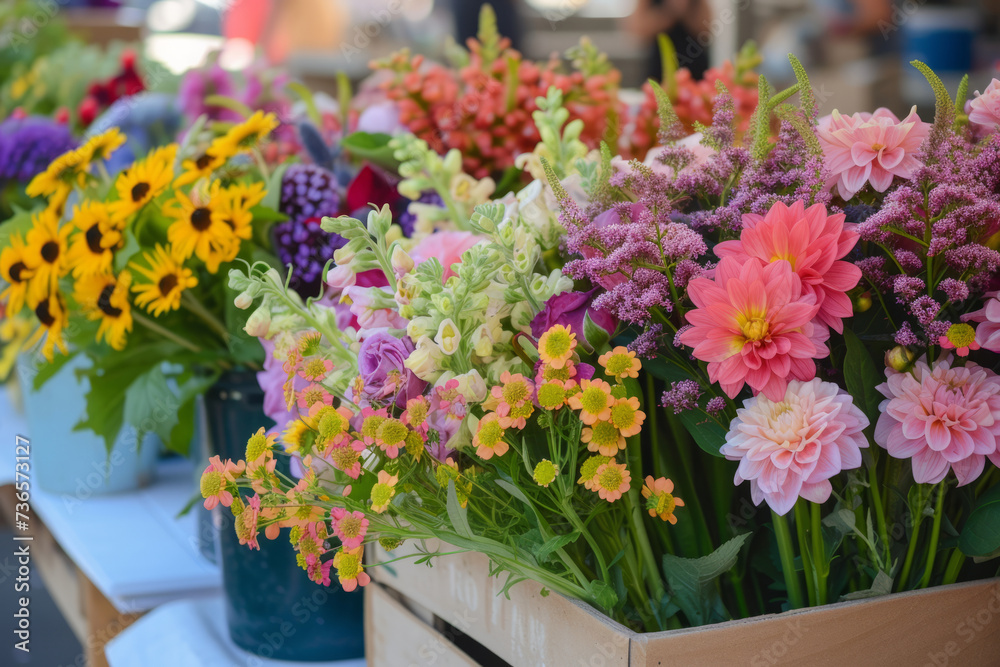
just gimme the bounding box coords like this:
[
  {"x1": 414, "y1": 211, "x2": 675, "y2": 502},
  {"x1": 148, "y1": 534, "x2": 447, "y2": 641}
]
[
  {"x1": 130, "y1": 244, "x2": 198, "y2": 316},
  {"x1": 568, "y1": 379, "x2": 614, "y2": 425},
  {"x1": 23, "y1": 207, "x2": 71, "y2": 303},
  {"x1": 173, "y1": 148, "x2": 227, "y2": 188},
  {"x1": 370, "y1": 470, "x2": 398, "y2": 513},
  {"x1": 73, "y1": 271, "x2": 133, "y2": 351},
  {"x1": 65, "y1": 201, "x2": 122, "y2": 278},
  {"x1": 0, "y1": 232, "x2": 36, "y2": 315},
  {"x1": 165, "y1": 188, "x2": 234, "y2": 274},
  {"x1": 533, "y1": 459, "x2": 558, "y2": 487},
  {"x1": 209, "y1": 111, "x2": 279, "y2": 157},
  {"x1": 577, "y1": 455, "x2": 610, "y2": 490},
  {"x1": 641, "y1": 476, "x2": 685, "y2": 524},
  {"x1": 109, "y1": 144, "x2": 178, "y2": 222},
  {"x1": 537, "y1": 324, "x2": 577, "y2": 370},
  {"x1": 598, "y1": 346, "x2": 641, "y2": 381},
  {"x1": 78, "y1": 128, "x2": 127, "y2": 163},
  {"x1": 26, "y1": 148, "x2": 87, "y2": 200},
  {"x1": 609, "y1": 396, "x2": 645, "y2": 438},
  {"x1": 473, "y1": 412, "x2": 508, "y2": 460},
  {"x1": 592, "y1": 461, "x2": 630, "y2": 502},
  {"x1": 245, "y1": 427, "x2": 276, "y2": 466},
  {"x1": 24, "y1": 291, "x2": 68, "y2": 361},
  {"x1": 536, "y1": 379, "x2": 571, "y2": 411}
]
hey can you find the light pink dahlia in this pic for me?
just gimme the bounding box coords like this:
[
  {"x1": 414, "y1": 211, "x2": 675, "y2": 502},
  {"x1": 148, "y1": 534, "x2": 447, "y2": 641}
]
[
  {"x1": 721, "y1": 379, "x2": 869, "y2": 515},
  {"x1": 818, "y1": 107, "x2": 930, "y2": 200},
  {"x1": 968, "y1": 79, "x2": 1000, "y2": 131},
  {"x1": 715, "y1": 200, "x2": 862, "y2": 333},
  {"x1": 874, "y1": 357, "x2": 1000, "y2": 486},
  {"x1": 962, "y1": 291, "x2": 1000, "y2": 352},
  {"x1": 680, "y1": 256, "x2": 825, "y2": 401}
]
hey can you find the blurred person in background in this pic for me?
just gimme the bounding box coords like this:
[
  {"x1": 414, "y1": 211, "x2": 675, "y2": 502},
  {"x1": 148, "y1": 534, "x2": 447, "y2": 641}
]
[{"x1": 625, "y1": 0, "x2": 712, "y2": 81}]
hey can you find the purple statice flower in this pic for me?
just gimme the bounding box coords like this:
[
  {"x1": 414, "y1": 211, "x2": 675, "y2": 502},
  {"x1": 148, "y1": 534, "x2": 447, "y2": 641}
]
[
  {"x1": 705, "y1": 396, "x2": 727, "y2": 417},
  {"x1": 938, "y1": 278, "x2": 970, "y2": 303},
  {"x1": 274, "y1": 164, "x2": 347, "y2": 296},
  {"x1": 660, "y1": 380, "x2": 702, "y2": 414},
  {"x1": 855, "y1": 256, "x2": 889, "y2": 291},
  {"x1": 910, "y1": 296, "x2": 941, "y2": 327},
  {"x1": 629, "y1": 324, "x2": 665, "y2": 359},
  {"x1": 0, "y1": 116, "x2": 76, "y2": 183},
  {"x1": 893, "y1": 276, "x2": 925, "y2": 304},
  {"x1": 398, "y1": 190, "x2": 444, "y2": 238},
  {"x1": 894, "y1": 322, "x2": 920, "y2": 347}
]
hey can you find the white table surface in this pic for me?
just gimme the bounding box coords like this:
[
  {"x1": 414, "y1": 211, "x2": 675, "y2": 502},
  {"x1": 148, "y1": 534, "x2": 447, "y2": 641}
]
[{"x1": 105, "y1": 595, "x2": 367, "y2": 667}]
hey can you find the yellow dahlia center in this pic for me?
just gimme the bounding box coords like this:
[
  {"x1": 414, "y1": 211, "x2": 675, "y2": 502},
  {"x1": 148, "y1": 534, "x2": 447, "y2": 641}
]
[
  {"x1": 331, "y1": 447, "x2": 359, "y2": 469},
  {"x1": 200, "y1": 470, "x2": 222, "y2": 498},
  {"x1": 508, "y1": 402, "x2": 534, "y2": 422},
  {"x1": 337, "y1": 553, "x2": 361, "y2": 579},
  {"x1": 946, "y1": 323, "x2": 976, "y2": 348},
  {"x1": 655, "y1": 492, "x2": 676, "y2": 516},
  {"x1": 318, "y1": 411, "x2": 346, "y2": 441},
  {"x1": 301, "y1": 387, "x2": 325, "y2": 408},
  {"x1": 407, "y1": 403, "x2": 428, "y2": 426},
  {"x1": 742, "y1": 317, "x2": 769, "y2": 341},
  {"x1": 578, "y1": 455, "x2": 610, "y2": 483},
  {"x1": 591, "y1": 420, "x2": 620, "y2": 446},
  {"x1": 362, "y1": 415, "x2": 386, "y2": 440}
]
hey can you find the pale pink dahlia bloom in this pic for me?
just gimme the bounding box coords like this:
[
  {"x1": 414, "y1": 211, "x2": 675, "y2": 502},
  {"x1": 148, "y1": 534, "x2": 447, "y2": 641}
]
[
  {"x1": 875, "y1": 357, "x2": 1000, "y2": 486},
  {"x1": 817, "y1": 107, "x2": 930, "y2": 200},
  {"x1": 962, "y1": 291, "x2": 1000, "y2": 352},
  {"x1": 968, "y1": 79, "x2": 1000, "y2": 131},
  {"x1": 721, "y1": 379, "x2": 869, "y2": 515},
  {"x1": 715, "y1": 200, "x2": 862, "y2": 333},
  {"x1": 680, "y1": 256, "x2": 826, "y2": 401}
]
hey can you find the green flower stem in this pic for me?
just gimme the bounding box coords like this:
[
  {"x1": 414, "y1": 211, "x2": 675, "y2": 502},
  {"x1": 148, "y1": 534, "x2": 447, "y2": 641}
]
[
  {"x1": 181, "y1": 292, "x2": 230, "y2": 343},
  {"x1": 942, "y1": 548, "x2": 965, "y2": 586},
  {"x1": 896, "y1": 512, "x2": 923, "y2": 592},
  {"x1": 793, "y1": 501, "x2": 817, "y2": 607},
  {"x1": 252, "y1": 147, "x2": 270, "y2": 182},
  {"x1": 772, "y1": 510, "x2": 805, "y2": 609},
  {"x1": 919, "y1": 482, "x2": 947, "y2": 589},
  {"x1": 133, "y1": 312, "x2": 203, "y2": 354},
  {"x1": 810, "y1": 502, "x2": 828, "y2": 605},
  {"x1": 626, "y1": 486, "x2": 667, "y2": 607},
  {"x1": 868, "y1": 454, "x2": 892, "y2": 568},
  {"x1": 561, "y1": 497, "x2": 611, "y2": 586}
]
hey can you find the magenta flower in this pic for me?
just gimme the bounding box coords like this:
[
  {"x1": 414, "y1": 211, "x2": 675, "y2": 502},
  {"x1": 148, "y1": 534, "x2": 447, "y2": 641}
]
[
  {"x1": 968, "y1": 79, "x2": 1000, "y2": 132},
  {"x1": 963, "y1": 291, "x2": 1000, "y2": 352},
  {"x1": 874, "y1": 357, "x2": 1000, "y2": 486},
  {"x1": 817, "y1": 107, "x2": 929, "y2": 200},
  {"x1": 722, "y1": 379, "x2": 869, "y2": 515},
  {"x1": 680, "y1": 256, "x2": 824, "y2": 401},
  {"x1": 356, "y1": 329, "x2": 427, "y2": 408},
  {"x1": 530, "y1": 288, "x2": 618, "y2": 351},
  {"x1": 715, "y1": 200, "x2": 862, "y2": 333}
]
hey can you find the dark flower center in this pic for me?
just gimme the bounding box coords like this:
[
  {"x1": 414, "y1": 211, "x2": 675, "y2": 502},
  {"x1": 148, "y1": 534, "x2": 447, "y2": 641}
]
[
  {"x1": 35, "y1": 299, "x2": 55, "y2": 327},
  {"x1": 85, "y1": 224, "x2": 104, "y2": 254},
  {"x1": 41, "y1": 241, "x2": 60, "y2": 263},
  {"x1": 9, "y1": 262, "x2": 27, "y2": 282},
  {"x1": 224, "y1": 218, "x2": 235, "y2": 230},
  {"x1": 190, "y1": 208, "x2": 212, "y2": 231},
  {"x1": 195, "y1": 154, "x2": 214, "y2": 169},
  {"x1": 97, "y1": 285, "x2": 123, "y2": 318},
  {"x1": 158, "y1": 273, "x2": 178, "y2": 296},
  {"x1": 131, "y1": 182, "x2": 151, "y2": 202}
]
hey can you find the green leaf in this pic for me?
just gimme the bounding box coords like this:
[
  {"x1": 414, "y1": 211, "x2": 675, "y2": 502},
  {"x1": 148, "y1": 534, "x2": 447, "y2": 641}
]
[
  {"x1": 535, "y1": 532, "x2": 581, "y2": 563},
  {"x1": 113, "y1": 227, "x2": 141, "y2": 273},
  {"x1": 123, "y1": 364, "x2": 174, "y2": 447},
  {"x1": 341, "y1": 132, "x2": 401, "y2": 172},
  {"x1": 959, "y1": 483, "x2": 1000, "y2": 557},
  {"x1": 287, "y1": 81, "x2": 322, "y2": 127},
  {"x1": 447, "y1": 480, "x2": 473, "y2": 539},
  {"x1": 247, "y1": 204, "x2": 288, "y2": 225},
  {"x1": 582, "y1": 311, "x2": 611, "y2": 353},
  {"x1": 840, "y1": 570, "x2": 893, "y2": 601},
  {"x1": 31, "y1": 349, "x2": 79, "y2": 391},
  {"x1": 661, "y1": 533, "x2": 750, "y2": 625},
  {"x1": 262, "y1": 162, "x2": 290, "y2": 211},
  {"x1": 677, "y1": 408, "x2": 727, "y2": 458},
  {"x1": 493, "y1": 165, "x2": 524, "y2": 198},
  {"x1": 842, "y1": 328, "x2": 884, "y2": 424},
  {"x1": 585, "y1": 579, "x2": 620, "y2": 613}
]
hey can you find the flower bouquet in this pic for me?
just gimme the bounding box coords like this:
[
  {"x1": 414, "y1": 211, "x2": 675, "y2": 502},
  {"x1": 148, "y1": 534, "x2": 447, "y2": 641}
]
[
  {"x1": 0, "y1": 109, "x2": 286, "y2": 454},
  {"x1": 202, "y1": 45, "x2": 1000, "y2": 640}
]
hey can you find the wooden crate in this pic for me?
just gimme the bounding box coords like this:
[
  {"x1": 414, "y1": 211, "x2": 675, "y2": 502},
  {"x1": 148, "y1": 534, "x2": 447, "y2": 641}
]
[{"x1": 368, "y1": 541, "x2": 1000, "y2": 666}]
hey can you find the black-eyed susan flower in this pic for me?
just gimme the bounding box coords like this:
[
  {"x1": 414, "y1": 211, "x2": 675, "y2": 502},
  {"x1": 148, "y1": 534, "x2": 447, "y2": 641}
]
[
  {"x1": 568, "y1": 378, "x2": 614, "y2": 425},
  {"x1": 332, "y1": 546, "x2": 371, "y2": 592},
  {"x1": 609, "y1": 396, "x2": 645, "y2": 438},
  {"x1": 23, "y1": 207, "x2": 71, "y2": 303},
  {"x1": 598, "y1": 345, "x2": 641, "y2": 382},
  {"x1": 538, "y1": 324, "x2": 577, "y2": 369},
  {"x1": 209, "y1": 111, "x2": 280, "y2": 157},
  {"x1": 65, "y1": 201, "x2": 122, "y2": 278},
  {"x1": 213, "y1": 181, "x2": 266, "y2": 262},
  {"x1": 0, "y1": 232, "x2": 36, "y2": 315},
  {"x1": 130, "y1": 244, "x2": 198, "y2": 316},
  {"x1": 173, "y1": 148, "x2": 227, "y2": 188},
  {"x1": 581, "y1": 419, "x2": 625, "y2": 457},
  {"x1": 533, "y1": 459, "x2": 558, "y2": 487},
  {"x1": 592, "y1": 461, "x2": 631, "y2": 502},
  {"x1": 78, "y1": 128, "x2": 126, "y2": 164},
  {"x1": 26, "y1": 147, "x2": 87, "y2": 203},
  {"x1": 109, "y1": 144, "x2": 177, "y2": 222},
  {"x1": 369, "y1": 470, "x2": 398, "y2": 513},
  {"x1": 473, "y1": 412, "x2": 507, "y2": 459},
  {"x1": 73, "y1": 271, "x2": 133, "y2": 351},
  {"x1": 165, "y1": 188, "x2": 234, "y2": 273},
  {"x1": 577, "y1": 455, "x2": 611, "y2": 490},
  {"x1": 641, "y1": 476, "x2": 684, "y2": 524},
  {"x1": 24, "y1": 290, "x2": 68, "y2": 361}
]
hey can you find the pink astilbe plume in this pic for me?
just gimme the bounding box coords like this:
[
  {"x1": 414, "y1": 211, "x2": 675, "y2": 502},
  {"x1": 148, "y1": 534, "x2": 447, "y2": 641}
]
[
  {"x1": 818, "y1": 107, "x2": 930, "y2": 200},
  {"x1": 722, "y1": 379, "x2": 869, "y2": 515},
  {"x1": 714, "y1": 200, "x2": 862, "y2": 332},
  {"x1": 875, "y1": 357, "x2": 1000, "y2": 486},
  {"x1": 679, "y1": 256, "x2": 825, "y2": 401}
]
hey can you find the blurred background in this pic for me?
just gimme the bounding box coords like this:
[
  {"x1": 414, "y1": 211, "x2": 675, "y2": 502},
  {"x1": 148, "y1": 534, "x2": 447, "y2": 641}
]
[{"x1": 15, "y1": 0, "x2": 1000, "y2": 117}]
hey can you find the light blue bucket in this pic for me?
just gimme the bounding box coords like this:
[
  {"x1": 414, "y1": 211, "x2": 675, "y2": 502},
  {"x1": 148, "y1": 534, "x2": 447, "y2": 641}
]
[{"x1": 17, "y1": 354, "x2": 161, "y2": 496}]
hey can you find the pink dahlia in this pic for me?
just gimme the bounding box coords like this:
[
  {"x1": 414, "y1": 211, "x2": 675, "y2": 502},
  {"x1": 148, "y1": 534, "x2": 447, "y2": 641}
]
[
  {"x1": 817, "y1": 107, "x2": 930, "y2": 200},
  {"x1": 722, "y1": 379, "x2": 869, "y2": 515},
  {"x1": 715, "y1": 200, "x2": 862, "y2": 333},
  {"x1": 968, "y1": 79, "x2": 1000, "y2": 131},
  {"x1": 875, "y1": 357, "x2": 1000, "y2": 486},
  {"x1": 962, "y1": 291, "x2": 1000, "y2": 352},
  {"x1": 680, "y1": 256, "x2": 825, "y2": 401}
]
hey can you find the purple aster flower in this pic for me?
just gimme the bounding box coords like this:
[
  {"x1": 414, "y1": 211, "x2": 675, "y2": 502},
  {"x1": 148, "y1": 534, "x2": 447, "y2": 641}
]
[
  {"x1": 661, "y1": 380, "x2": 702, "y2": 414},
  {"x1": 894, "y1": 322, "x2": 920, "y2": 347},
  {"x1": 0, "y1": 116, "x2": 76, "y2": 183},
  {"x1": 705, "y1": 396, "x2": 727, "y2": 416}
]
